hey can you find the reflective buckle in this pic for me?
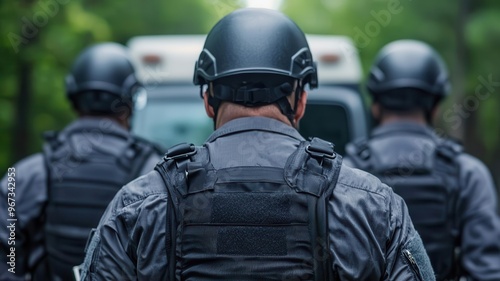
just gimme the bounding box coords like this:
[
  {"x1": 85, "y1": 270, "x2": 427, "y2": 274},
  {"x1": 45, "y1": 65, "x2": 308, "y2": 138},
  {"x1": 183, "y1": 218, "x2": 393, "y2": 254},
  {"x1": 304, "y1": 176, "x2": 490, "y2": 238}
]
[
  {"x1": 306, "y1": 138, "x2": 336, "y2": 160},
  {"x1": 164, "y1": 143, "x2": 197, "y2": 161},
  {"x1": 306, "y1": 145, "x2": 336, "y2": 159}
]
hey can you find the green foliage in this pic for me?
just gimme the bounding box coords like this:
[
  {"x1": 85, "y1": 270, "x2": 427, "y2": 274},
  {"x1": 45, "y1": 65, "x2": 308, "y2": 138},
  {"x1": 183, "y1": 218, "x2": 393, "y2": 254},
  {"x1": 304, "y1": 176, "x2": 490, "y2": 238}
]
[
  {"x1": 478, "y1": 96, "x2": 500, "y2": 154},
  {"x1": 0, "y1": 0, "x2": 214, "y2": 171},
  {"x1": 283, "y1": 0, "x2": 500, "y2": 176},
  {"x1": 1, "y1": 0, "x2": 499, "y2": 174},
  {"x1": 465, "y1": 9, "x2": 500, "y2": 154}
]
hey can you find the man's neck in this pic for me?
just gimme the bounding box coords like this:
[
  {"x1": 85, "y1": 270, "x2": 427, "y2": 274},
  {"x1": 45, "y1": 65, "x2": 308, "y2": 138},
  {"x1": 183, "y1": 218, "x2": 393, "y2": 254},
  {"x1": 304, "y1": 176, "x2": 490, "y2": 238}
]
[
  {"x1": 380, "y1": 115, "x2": 427, "y2": 126},
  {"x1": 215, "y1": 104, "x2": 292, "y2": 129},
  {"x1": 79, "y1": 115, "x2": 130, "y2": 130}
]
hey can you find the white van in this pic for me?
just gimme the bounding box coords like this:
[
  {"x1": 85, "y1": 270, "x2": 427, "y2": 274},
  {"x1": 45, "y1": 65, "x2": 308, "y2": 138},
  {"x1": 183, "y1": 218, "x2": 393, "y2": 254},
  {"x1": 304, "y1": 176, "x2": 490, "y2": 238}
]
[{"x1": 128, "y1": 34, "x2": 368, "y2": 154}]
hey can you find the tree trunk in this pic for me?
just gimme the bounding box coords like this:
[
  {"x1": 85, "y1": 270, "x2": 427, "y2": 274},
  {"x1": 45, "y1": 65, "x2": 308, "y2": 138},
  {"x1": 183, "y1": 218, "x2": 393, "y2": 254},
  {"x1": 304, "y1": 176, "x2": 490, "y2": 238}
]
[
  {"x1": 451, "y1": 0, "x2": 469, "y2": 140},
  {"x1": 13, "y1": 59, "x2": 32, "y2": 163}
]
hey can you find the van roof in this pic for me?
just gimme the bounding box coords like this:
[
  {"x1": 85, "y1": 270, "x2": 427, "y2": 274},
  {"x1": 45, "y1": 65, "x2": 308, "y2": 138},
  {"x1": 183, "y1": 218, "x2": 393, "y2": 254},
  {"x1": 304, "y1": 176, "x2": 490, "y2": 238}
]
[{"x1": 127, "y1": 34, "x2": 362, "y2": 85}]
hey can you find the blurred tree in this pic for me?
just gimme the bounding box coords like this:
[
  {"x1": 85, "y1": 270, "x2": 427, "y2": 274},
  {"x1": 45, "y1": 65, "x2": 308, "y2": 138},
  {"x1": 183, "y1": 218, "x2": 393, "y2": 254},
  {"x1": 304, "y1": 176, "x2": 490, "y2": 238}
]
[
  {"x1": 1, "y1": 0, "x2": 499, "y2": 186},
  {"x1": 284, "y1": 0, "x2": 500, "y2": 185},
  {"x1": 0, "y1": 0, "x2": 213, "y2": 172},
  {"x1": 464, "y1": 4, "x2": 500, "y2": 185}
]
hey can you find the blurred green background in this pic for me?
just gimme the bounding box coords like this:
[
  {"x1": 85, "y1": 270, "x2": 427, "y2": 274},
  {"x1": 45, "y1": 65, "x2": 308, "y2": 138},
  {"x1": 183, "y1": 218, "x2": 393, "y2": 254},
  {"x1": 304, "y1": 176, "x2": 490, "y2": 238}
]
[{"x1": 1, "y1": 0, "x2": 499, "y2": 185}]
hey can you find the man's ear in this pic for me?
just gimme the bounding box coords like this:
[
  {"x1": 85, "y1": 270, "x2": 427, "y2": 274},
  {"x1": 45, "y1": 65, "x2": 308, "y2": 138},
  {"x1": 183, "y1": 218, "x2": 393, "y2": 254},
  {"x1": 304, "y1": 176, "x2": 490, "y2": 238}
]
[
  {"x1": 203, "y1": 91, "x2": 215, "y2": 118},
  {"x1": 430, "y1": 105, "x2": 439, "y2": 125},
  {"x1": 294, "y1": 90, "x2": 308, "y2": 123},
  {"x1": 371, "y1": 103, "x2": 381, "y2": 120}
]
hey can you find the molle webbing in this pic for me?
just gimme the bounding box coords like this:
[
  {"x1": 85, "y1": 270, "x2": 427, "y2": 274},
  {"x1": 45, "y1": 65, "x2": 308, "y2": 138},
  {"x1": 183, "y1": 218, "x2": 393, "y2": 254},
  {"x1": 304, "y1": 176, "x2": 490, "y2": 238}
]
[
  {"x1": 348, "y1": 136, "x2": 462, "y2": 280},
  {"x1": 157, "y1": 138, "x2": 342, "y2": 281},
  {"x1": 43, "y1": 130, "x2": 156, "y2": 280}
]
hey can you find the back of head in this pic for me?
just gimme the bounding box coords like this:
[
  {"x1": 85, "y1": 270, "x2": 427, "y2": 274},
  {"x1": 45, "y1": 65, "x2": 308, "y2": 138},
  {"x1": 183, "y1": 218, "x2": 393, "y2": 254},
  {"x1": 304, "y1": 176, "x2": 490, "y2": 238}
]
[
  {"x1": 193, "y1": 8, "x2": 317, "y2": 125},
  {"x1": 66, "y1": 43, "x2": 140, "y2": 116},
  {"x1": 367, "y1": 40, "x2": 450, "y2": 114}
]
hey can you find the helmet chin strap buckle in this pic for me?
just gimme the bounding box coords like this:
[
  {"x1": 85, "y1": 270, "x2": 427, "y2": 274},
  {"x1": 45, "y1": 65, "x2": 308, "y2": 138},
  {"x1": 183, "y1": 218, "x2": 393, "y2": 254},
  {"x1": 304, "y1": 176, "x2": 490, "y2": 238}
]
[
  {"x1": 235, "y1": 87, "x2": 271, "y2": 106},
  {"x1": 208, "y1": 80, "x2": 300, "y2": 127}
]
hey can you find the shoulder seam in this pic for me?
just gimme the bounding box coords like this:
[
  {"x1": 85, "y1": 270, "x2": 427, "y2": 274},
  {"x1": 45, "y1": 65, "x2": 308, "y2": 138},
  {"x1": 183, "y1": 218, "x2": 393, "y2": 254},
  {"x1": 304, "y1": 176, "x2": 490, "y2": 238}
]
[
  {"x1": 122, "y1": 191, "x2": 168, "y2": 207},
  {"x1": 336, "y1": 180, "x2": 388, "y2": 198}
]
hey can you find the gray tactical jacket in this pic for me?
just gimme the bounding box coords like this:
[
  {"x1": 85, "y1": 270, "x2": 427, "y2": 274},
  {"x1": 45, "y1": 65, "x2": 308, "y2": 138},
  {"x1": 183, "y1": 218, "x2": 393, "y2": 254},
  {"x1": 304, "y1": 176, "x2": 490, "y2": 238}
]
[
  {"x1": 81, "y1": 116, "x2": 435, "y2": 281},
  {"x1": 0, "y1": 117, "x2": 161, "y2": 281},
  {"x1": 345, "y1": 121, "x2": 500, "y2": 281}
]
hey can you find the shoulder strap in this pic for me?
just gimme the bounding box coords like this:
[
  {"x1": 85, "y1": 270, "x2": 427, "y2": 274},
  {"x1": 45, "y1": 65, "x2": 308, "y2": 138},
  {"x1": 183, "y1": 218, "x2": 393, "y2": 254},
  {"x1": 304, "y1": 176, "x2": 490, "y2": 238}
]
[
  {"x1": 44, "y1": 128, "x2": 161, "y2": 182},
  {"x1": 156, "y1": 139, "x2": 343, "y2": 281},
  {"x1": 42, "y1": 130, "x2": 62, "y2": 162},
  {"x1": 155, "y1": 143, "x2": 202, "y2": 281},
  {"x1": 285, "y1": 137, "x2": 343, "y2": 281},
  {"x1": 307, "y1": 138, "x2": 342, "y2": 281},
  {"x1": 436, "y1": 138, "x2": 463, "y2": 163},
  {"x1": 123, "y1": 136, "x2": 163, "y2": 181},
  {"x1": 345, "y1": 138, "x2": 372, "y2": 171},
  {"x1": 42, "y1": 130, "x2": 61, "y2": 195},
  {"x1": 436, "y1": 138, "x2": 463, "y2": 265},
  {"x1": 285, "y1": 137, "x2": 342, "y2": 195}
]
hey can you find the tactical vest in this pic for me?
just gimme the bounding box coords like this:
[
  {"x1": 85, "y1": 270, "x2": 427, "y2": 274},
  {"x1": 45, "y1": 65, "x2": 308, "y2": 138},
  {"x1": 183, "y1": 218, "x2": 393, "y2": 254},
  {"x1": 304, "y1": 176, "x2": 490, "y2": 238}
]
[
  {"x1": 43, "y1": 129, "x2": 160, "y2": 281},
  {"x1": 155, "y1": 138, "x2": 342, "y2": 281},
  {"x1": 347, "y1": 136, "x2": 462, "y2": 281}
]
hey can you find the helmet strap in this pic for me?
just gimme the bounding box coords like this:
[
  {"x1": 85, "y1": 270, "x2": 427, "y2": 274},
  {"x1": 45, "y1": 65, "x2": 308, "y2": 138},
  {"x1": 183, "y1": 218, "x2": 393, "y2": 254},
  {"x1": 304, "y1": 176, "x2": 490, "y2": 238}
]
[
  {"x1": 208, "y1": 80, "x2": 300, "y2": 128},
  {"x1": 201, "y1": 84, "x2": 220, "y2": 130},
  {"x1": 276, "y1": 81, "x2": 301, "y2": 127},
  {"x1": 207, "y1": 95, "x2": 221, "y2": 130},
  {"x1": 425, "y1": 96, "x2": 442, "y2": 125}
]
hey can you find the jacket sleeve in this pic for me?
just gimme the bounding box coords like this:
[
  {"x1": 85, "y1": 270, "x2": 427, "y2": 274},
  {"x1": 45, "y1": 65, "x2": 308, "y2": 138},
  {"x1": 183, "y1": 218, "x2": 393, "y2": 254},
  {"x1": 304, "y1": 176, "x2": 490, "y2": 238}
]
[
  {"x1": 457, "y1": 154, "x2": 500, "y2": 281},
  {"x1": 385, "y1": 191, "x2": 436, "y2": 281},
  {"x1": 80, "y1": 171, "x2": 169, "y2": 281},
  {"x1": 0, "y1": 154, "x2": 48, "y2": 281},
  {"x1": 79, "y1": 205, "x2": 137, "y2": 281}
]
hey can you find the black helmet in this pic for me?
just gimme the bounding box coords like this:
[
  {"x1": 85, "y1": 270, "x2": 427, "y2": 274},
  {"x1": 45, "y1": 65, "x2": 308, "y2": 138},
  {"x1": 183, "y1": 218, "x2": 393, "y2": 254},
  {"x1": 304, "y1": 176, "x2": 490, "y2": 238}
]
[
  {"x1": 367, "y1": 40, "x2": 450, "y2": 111},
  {"x1": 193, "y1": 8, "x2": 317, "y2": 125},
  {"x1": 66, "y1": 43, "x2": 140, "y2": 114},
  {"x1": 194, "y1": 9, "x2": 317, "y2": 89}
]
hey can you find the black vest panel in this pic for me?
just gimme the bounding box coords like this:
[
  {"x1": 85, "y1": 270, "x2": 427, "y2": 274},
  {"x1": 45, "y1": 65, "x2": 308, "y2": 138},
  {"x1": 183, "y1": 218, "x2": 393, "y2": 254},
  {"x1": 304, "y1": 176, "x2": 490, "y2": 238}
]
[
  {"x1": 347, "y1": 136, "x2": 461, "y2": 280},
  {"x1": 156, "y1": 139, "x2": 342, "y2": 281},
  {"x1": 43, "y1": 130, "x2": 157, "y2": 281}
]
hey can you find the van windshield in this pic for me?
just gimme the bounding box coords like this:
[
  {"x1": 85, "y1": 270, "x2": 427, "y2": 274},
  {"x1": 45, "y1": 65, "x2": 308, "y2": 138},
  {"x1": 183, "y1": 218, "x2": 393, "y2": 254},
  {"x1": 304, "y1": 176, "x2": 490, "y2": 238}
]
[
  {"x1": 131, "y1": 86, "x2": 359, "y2": 155},
  {"x1": 132, "y1": 100, "x2": 213, "y2": 148},
  {"x1": 299, "y1": 103, "x2": 350, "y2": 155}
]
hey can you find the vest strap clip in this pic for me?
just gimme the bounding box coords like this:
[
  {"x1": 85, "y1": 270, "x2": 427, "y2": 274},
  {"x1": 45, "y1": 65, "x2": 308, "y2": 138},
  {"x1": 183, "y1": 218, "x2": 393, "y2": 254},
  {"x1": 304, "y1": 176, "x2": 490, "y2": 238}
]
[
  {"x1": 306, "y1": 137, "x2": 336, "y2": 160},
  {"x1": 164, "y1": 143, "x2": 196, "y2": 161}
]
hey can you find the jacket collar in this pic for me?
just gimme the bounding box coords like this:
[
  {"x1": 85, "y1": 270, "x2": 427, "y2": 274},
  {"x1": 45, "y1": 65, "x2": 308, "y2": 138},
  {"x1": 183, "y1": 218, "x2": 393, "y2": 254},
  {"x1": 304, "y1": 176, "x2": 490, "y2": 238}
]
[
  {"x1": 61, "y1": 117, "x2": 130, "y2": 139},
  {"x1": 371, "y1": 121, "x2": 439, "y2": 141}
]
